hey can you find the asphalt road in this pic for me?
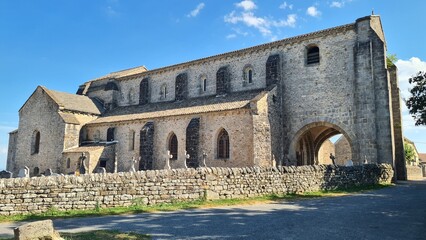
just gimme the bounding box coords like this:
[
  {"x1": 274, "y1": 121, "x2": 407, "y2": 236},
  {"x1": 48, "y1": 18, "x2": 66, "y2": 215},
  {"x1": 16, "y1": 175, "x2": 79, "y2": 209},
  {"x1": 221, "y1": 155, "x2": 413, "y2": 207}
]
[{"x1": 0, "y1": 180, "x2": 425, "y2": 240}]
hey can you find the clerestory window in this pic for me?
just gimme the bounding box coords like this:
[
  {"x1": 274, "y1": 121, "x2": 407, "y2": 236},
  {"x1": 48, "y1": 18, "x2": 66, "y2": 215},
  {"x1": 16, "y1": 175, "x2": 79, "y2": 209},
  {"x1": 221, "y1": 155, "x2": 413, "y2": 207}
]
[{"x1": 307, "y1": 46, "x2": 320, "y2": 65}]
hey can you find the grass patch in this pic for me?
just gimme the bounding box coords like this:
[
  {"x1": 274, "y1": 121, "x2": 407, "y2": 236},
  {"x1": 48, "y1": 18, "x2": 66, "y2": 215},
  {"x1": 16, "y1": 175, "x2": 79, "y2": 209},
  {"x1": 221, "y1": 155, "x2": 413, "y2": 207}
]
[
  {"x1": 0, "y1": 230, "x2": 150, "y2": 240},
  {"x1": 0, "y1": 184, "x2": 392, "y2": 223},
  {"x1": 61, "y1": 230, "x2": 150, "y2": 240}
]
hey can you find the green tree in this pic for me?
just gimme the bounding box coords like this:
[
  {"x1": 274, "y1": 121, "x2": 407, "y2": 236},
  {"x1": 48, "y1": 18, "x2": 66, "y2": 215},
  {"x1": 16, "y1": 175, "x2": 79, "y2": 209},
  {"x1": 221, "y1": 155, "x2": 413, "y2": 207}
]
[
  {"x1": 404, "y1": 142, "x2": 416, "y2": 164},
  {"x1": 406, "y1": 71, "x2": 426, "y2": 125},
  {"x1": 386, "y1": 53, "x2": 397, "y2": 67}
]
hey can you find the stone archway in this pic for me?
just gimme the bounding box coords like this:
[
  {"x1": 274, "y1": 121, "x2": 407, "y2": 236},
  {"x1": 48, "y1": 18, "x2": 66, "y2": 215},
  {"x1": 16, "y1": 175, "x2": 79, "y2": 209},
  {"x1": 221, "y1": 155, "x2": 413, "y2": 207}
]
[{"x1": 289, "y1": 121, "x2": 355, "y2": 166}]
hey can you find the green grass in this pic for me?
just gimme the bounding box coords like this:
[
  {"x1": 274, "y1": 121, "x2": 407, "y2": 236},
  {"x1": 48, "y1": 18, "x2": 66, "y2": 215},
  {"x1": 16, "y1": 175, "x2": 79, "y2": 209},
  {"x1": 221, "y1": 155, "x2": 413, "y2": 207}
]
[
  {"x1": 0, "y1": 184, "x2": 392, "y2": 223},
  {"x1": 0, "y1": 230, "x2": 150, "y2": 240}
]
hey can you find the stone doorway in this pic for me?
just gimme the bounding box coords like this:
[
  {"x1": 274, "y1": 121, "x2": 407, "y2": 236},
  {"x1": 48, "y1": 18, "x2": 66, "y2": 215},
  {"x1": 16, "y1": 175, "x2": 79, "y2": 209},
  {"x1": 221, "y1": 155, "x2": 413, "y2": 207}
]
[{"x1": 291, "y1": 122, "x2": 354, "y2": 166}]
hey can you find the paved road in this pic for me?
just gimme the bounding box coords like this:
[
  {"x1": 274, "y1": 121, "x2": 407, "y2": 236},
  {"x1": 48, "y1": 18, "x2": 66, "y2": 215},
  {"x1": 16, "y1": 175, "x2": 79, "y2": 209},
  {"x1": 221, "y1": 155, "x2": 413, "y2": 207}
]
[{"x1": 1, "y1": 181, "x2": 425, "y2": 240}]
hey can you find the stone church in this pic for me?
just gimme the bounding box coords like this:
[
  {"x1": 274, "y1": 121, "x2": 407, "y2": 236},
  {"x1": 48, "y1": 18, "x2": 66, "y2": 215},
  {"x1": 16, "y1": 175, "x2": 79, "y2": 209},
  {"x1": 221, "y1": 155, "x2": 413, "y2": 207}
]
[{"x1": 6, "y1": 15, "x2": 406, "y2": 179}]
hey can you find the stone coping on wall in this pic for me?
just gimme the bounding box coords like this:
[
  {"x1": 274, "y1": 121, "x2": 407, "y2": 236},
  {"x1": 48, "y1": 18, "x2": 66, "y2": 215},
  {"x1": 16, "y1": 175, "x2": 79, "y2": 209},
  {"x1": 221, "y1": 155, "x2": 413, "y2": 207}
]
[{"x1": 0, "y1": 164, "x2": 393, "y2": 216}]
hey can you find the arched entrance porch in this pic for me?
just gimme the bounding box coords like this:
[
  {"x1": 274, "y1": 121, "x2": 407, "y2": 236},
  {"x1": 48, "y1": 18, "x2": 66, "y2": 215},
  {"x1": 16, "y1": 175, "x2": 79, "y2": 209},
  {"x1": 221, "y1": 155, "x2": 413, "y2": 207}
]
[{"x1": 289, "y1": 122, "x2": 355, "y2": 166}]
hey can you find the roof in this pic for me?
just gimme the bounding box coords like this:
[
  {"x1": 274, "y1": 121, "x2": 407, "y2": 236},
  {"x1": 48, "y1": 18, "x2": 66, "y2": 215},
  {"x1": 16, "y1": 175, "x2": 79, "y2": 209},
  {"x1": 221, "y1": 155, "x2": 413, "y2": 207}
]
[
  {"x1": 85, "y1": 17, "x2": 364, "y2": 84},
  {"x1": 89, "y1": 90, "x2": 266, "y2": 125},
  {"x1": 419, "y1": 153, "x2": 426, "y2": 163},
  {"x1": 41, "y1": 86, "x2": 104, "y2": 115},
  {"x1": 58, "y1": 112, "x2": 81, "y2": 124},
  {"x1": 63, "y1": 145, "x2": 105, "y2": 153},
  {"x1": 90, "y1": 65, "x2": 148, "y2": 82}
]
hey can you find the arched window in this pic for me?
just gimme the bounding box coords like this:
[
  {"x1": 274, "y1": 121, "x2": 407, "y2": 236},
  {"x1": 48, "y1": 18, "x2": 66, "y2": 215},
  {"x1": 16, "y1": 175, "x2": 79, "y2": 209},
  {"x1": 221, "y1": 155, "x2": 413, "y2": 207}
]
[
  {"x1": 139, "y1": 78, "x2": 150, "y2": 105},
  {"x1": 161, "y1": 84, "x2": 168, "y2": 100},
  {"x1": 243, "y1": 66, "x2": 254, "y2": 84},
  {"x1": 202, "y1": 77, "x2": 207, "y2": 92},
  {"x1": 128, "y1": 88, "x2": 134, "y2": 104},
  {"x1": 169, "y1": 133, "x2": 178, "y2": 160},
  {"x1": 107, "y1": 127, "x2": 115, "y2": 141},
  {"x1": 31, "y1": 130, "x2": 40, "y2": 154},
  {"x1": 217, "y1": 129, "x2": 230, "y2": 159},
  {"x1": 307, "y1": 46, "x2": 320, "y2": 65},
  {"x1": 129, "y1": 130, "x2": 135, "y2": 151},
  {"x1": 216, "y1": 66, "x2": 229, "y2": 95},
  {"x1": 175, "y1": 73, "x2": 188, "y2": 101},
  {"x1": 105, "y1": 80, "x2": 119, "y2": 90},
  {"x1": 66, "y1": 158, "x2": 71, "y2": 169}
]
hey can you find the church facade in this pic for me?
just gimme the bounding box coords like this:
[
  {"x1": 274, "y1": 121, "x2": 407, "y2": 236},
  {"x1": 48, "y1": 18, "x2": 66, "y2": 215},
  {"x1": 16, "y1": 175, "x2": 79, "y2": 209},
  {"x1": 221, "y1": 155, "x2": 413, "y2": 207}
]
[{"x1": 6, "y1": 15, "x2": 406, "y2": 179}]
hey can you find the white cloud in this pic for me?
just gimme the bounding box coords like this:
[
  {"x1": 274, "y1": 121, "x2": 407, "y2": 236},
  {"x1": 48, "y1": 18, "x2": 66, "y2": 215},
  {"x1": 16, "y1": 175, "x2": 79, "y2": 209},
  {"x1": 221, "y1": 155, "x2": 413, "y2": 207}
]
[
  {"x1": 395, "y1": 57, "x2": 426, "y2": 131},
  {"x1": 225, "y1": 11, "x2": 271, "y2": 36},
  {"x1": 273, "y1": 14, "x2": 297, "y2": 28},
  {"x1": 279, "y1": 2, "x2": 293, "y2": 10},
  {"x1": 307, "y1": 6, "x2": 321, "y2": 17},
  {"x1": 224, "y1": 2, "x2": 297, "y2": 39},
  {"x1": 236, "y1": 0, "x2": 257, "y2": 11},
  {"x1": 226, "y1": 34, "x2": 237, "y2": 39},
  {"x1": 396, "y1": 57, "x2": 426, "y2": 100},
  {"x1": 187, "y1": 3, "x2": 205, "y2": 18},
  {"x1": 330, "y1": 1, "x2": 344, "y2": 8}
]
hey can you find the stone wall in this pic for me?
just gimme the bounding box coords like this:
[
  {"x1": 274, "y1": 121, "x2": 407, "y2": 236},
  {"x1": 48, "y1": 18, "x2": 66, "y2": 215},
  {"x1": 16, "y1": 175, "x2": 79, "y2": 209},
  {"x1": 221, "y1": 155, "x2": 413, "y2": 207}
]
[
  {"x1": 335, "y1": 136, "x2": 352, "y2": 165},
  {"x1": 13, "y1": 87, "x2": 66, "y2": 176},
  {"x1": 0, "y1": 164, "x2": 393, "y2": 216},
  {"x1": 406, "y1": 165, "x2": 424, "y2": 180},
  {"x1": 318, "y1": 140, "x2": 334, "y2": 165}
]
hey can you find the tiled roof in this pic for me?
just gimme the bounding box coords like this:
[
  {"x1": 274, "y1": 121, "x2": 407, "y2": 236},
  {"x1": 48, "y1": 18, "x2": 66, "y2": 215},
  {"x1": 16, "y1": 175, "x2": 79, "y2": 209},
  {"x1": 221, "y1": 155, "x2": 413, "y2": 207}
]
[
  {"x1": 59, "y1": 112, "x2": 81, "y2": 124},
  {"x1": 89, "y1": 90, "x2": 266, "y2": 125},
  {"x1": 63, "y1": 145, "x2": 105, "y2": 153},
  {"x1": 42, "y1": 86, "x2": 104, "y2": 115},
  {"x1": 90, "y1": 65, "x2": 148, "y2": 82}
]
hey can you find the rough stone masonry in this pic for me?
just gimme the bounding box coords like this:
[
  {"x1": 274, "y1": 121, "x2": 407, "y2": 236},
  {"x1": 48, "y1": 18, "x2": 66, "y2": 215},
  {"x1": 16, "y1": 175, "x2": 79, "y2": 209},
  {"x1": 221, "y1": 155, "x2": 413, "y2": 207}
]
[
  {"x1": 0, "y1": 164, "x2": 393, "y2": 216},
  {"x1": 7, "y1": 15, "x2": 406, "y2": 181}
]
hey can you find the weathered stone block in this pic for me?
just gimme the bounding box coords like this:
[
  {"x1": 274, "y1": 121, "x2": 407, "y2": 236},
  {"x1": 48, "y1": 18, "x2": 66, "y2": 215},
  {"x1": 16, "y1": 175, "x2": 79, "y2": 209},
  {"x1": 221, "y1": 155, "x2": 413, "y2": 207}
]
[{"x1": 14, "y1": 220, "x2": 63, "y2": 240}]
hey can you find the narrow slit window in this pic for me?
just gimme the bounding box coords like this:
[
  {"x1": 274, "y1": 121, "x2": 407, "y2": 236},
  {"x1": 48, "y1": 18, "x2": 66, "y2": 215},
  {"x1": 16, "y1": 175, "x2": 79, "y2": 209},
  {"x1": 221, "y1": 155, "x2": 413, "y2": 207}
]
[
  {"x1": 129, "y1": 130, "x2": 135, "y2": 151},
  {"x1": 31, "y1": 131, "x2": 40, "y2": 154},
  {"x1": 169, "y1": 133, "x2": 178, "y2": 160}
]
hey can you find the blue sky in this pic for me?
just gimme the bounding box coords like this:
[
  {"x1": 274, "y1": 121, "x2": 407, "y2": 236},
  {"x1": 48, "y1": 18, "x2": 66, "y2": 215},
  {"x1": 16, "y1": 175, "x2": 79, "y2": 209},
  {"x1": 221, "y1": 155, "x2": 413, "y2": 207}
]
[{"x1": 1, "y1": 0, "x2": 425, "y2": 170}]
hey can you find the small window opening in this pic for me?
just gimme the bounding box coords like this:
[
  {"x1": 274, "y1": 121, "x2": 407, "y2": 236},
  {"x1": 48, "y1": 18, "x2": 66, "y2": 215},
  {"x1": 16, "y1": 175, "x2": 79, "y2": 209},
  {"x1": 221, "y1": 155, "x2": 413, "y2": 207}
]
[
  {"x1": 203, "y1": 78, "x2": 207, "y2": 92},
  {"x1": 66, "y1": 158, "x2": 71, "y2": 169},
  {"x1": 129, "y1": 130, "x2": 135, "y2": 151},
  {"x1": 161, "y1": 84, "x2": 168, "y2": 99},
  {"x1": 31, "y1": 131, "x2": 40, "y2": 154},
  {"x1": 107, "y1": 127, "x2": 115, "y2": 141},
  {"x1": 169, "y1": 133, "x2": 178, "y2": 160},
  {"x1": 100, "y1": 160, "x2": 107, "y2": 168},
  {"x1": 307, "y1": 46, "x2": 320, "y2": 65}
]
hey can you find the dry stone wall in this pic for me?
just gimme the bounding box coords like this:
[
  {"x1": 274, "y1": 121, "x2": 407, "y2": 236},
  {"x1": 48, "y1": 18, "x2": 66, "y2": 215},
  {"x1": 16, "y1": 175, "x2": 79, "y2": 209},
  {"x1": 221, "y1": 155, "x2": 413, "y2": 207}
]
[{"x1": 0, "y1": 164, "x2": 393, "y2": 216}]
